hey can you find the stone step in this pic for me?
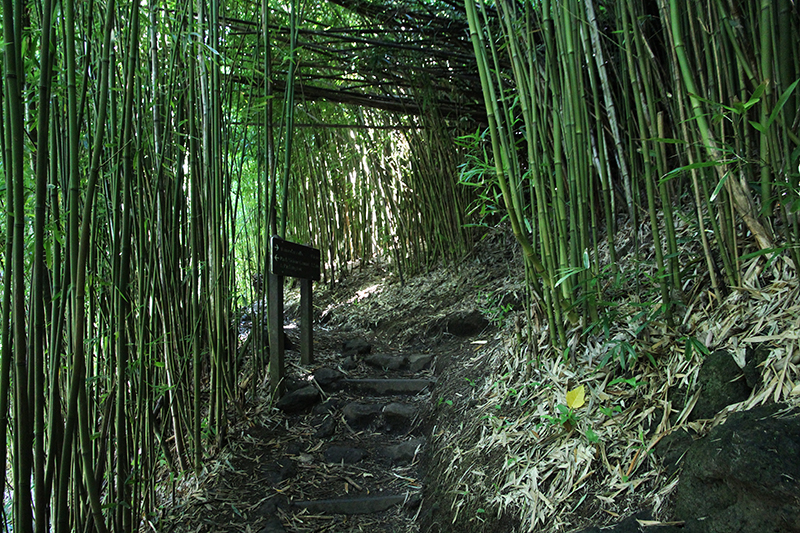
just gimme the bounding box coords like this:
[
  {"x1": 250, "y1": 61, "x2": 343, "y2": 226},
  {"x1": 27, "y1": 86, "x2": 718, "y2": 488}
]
[
  {"x1": 343, "y1": 378, "x2": 433, "y2": 395},
  {"x1": 362, "y1": 353, "x2": 434, "y2": 372},
  {"x1": 293, "y1": 492, "x2": 419, "y2": 515}
]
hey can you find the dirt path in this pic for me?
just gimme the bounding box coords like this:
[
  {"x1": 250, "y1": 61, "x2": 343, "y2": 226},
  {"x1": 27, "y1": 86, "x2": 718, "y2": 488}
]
[
  {"x1": 160, "y1": 238, "x2": 519, "y2": 532},
  {"x1": 160, "y1": 323, "x2": 461, "y2": 533}
]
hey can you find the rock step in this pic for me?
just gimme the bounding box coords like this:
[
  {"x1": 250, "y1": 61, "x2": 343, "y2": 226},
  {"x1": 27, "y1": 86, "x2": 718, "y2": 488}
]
[
  {"x1": 362, "y1": 353, "x2": 434, "y2": 372},
  {"x1": 293, "y1": 492, "x2": 419, "y2": 515},
  {"x1": 343, "y1": 378, "x2": 433, "y2": 395}
]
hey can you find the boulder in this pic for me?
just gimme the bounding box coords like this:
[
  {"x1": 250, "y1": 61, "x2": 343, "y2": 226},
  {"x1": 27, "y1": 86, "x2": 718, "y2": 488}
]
[
  {"x1": 312, "y1": 416, "x2": 336, "y2": 439},
  {"x1": 382, "y1": 438, "x2": 425, "y2": 465},
  {"x1": 690, "y1": 350, "x2": 751, "y2": 421},
  {"x1": 408, "y1": 354, "x2": 434, "y2": 372},
  {"x1": 260, "y1": 459, "x2": 297, "y2": 485},
  {"x1": 364, "y1": 354, "x2": 405, "y2": 370},
  {"x1": 276, "y1": 386, "x2": 319, "y2": 413},
  {"x1": 383, "y1": 403, "x2": 418, "y2": 432},
  {"x1": 673, "y1": 403, "x2": 800, "y2": 533},
  {"x1": 312, "y1": 399, "x2": 341, "y2": 416},
  {"x1": 342, "y1": 338, "x2": 371, "y2": 357},
  {"x1": 324, "y1": 445, "x2": 367, "y2": 464},
  {"x1": 342, "y1": 402, "x2": 383, "y2": 429},
  {"x1": 654, "y1": 427, "x2": 699, "y2": 478},
  {"x1": 313, "y1": 367, "x2": 344, "y2": 391}
]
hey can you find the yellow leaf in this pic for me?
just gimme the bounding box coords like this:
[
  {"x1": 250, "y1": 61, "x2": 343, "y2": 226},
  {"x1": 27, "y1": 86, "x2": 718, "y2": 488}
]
[{"x1": 566, "y1": 385, "x2": 586, "y2": 409}]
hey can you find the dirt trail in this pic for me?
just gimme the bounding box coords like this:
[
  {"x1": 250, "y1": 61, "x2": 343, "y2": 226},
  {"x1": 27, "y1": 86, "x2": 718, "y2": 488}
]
[{"x1": 161, "y1": 234, "x2": 520, "y2": 532}]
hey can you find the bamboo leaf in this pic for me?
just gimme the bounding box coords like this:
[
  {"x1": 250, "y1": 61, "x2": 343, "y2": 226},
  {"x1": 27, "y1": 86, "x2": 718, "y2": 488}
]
[
  {"x1": 765, "y1": 78, "x2": 800, "y2": 129},
  {"x1": 739, "y1": 246, "x2": 787, "y2": 262},
  {"x1": 647, "y1": 137, "x2": 687, "y2": 145},
  {"x1": 660, "y1": 159, "x2": 733, "y2": 183},
  {"x1": 743, "y1": 82, "x2": 767, "y2": 111},
  {"x1": 687, "y1": 92, "x2": 738, "y2": 114},
  {"x1": 749, "y1": 120, "x2": 768, "y2": 134},
  {"x1": 555, "y1": 266, "x2": 585, "y2": 288},
  {"x1": 710, "y1": 171, "x2": 731, "y2": 202}
]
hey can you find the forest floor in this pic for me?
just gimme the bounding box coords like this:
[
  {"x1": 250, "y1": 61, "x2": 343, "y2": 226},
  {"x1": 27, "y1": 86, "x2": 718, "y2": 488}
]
[{"x1": 158, "y1": 226, "x2": 800, "y2": 533}]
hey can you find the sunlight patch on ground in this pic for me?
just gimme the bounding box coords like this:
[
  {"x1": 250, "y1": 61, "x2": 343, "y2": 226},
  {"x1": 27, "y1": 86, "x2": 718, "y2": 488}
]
[{"x1": 348, "y1": 282, "x2": 386, "y2": 303}]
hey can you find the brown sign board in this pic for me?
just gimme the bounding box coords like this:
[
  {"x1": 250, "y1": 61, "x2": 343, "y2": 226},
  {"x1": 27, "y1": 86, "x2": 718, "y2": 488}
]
[{"x1": 270, "y1": 236, "x2": 321, "y2": 281}]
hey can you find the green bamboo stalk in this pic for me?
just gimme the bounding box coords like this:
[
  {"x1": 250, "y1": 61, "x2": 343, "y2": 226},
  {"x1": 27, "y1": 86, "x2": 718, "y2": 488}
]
[
  {"x1": 0, "y1": 25, "x2": 18, "y2": 533},
  {"x1": 621, "y1": 1, "x2": 671, "y2": 323},
  {"x1": 580, "y1": 9, "x2": 617, "y2": 267},
  {"x1": 669, "y1": 0, "x2": 774, "y2": 252},
  {"x1": 115, "y1": 0, "x2": 140, "y2": 527},
  {"x1": 188, "y1": 0, "x2": 203, "y2": 473},
  {"x1": 32, "y1": 2, "x2": 56, "y2": 530},
  {"x1": 584, "y1": 0, "x2": 633, "y2": 219},
  {"x1": 758, "y1": 0, "x2": 773, "y2": 215},
  {"x1": 2, "y1": 0, "x2": 34, "y2": 528},
  {"x1": 658, "y1": 0, "x2": 726, "y2": 298},
  {"x1": 57, "y1": 0, "x2": 116, "y2": 529}
]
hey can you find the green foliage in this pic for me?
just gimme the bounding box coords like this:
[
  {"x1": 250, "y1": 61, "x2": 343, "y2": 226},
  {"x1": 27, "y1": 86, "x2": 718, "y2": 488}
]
[
  {"x1": 457, "y1": 129, "x2": 505, "y2": 228},
  {"x1": 681, "y1": 336, "x2": 710, "y2": 362},
  {"x1": 584, "y1": 427, "x2": 599, "y2": 443},
  {"x1": 542, "y1": 404, "x2": 579, "y2": 429},
  {"x1": 478, "y1": 289, "x2": 515, "y2": 327},
  {"x1": 598, "y1": 405, "x2": 622, "y2": 418}
]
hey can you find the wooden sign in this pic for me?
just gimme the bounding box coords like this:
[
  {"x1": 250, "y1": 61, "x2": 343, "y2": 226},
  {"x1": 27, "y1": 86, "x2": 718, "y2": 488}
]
[
  {"x1": 270, "y1": 236, "x2": 321, "y2": 281},
  {"x1": 268, "y1": 236, "x2": 320, "y2": 398}
]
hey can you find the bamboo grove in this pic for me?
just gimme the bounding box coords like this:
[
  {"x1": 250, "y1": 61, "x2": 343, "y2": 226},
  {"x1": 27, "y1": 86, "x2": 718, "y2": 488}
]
[
  {"x1": 0, "y1": 0, "x2": 475, "y2": 531},
  {"x1": 0, "y1": 0, "x2": 799, "y2": 532},
  {"x1": 464, "y1": 0, "x2": 800, "y2": 353}
]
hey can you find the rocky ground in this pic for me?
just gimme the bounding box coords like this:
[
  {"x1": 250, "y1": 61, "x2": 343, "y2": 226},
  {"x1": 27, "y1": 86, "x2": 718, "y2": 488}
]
[{"x1": 159, "y1": 229, "x2": 800, "y2": 533}]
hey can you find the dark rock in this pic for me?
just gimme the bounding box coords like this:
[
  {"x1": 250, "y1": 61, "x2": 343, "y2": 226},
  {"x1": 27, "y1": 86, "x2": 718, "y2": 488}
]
[
  {"x1": 256, "y1": 498, "x2": 288, "y2": 533},
  {"x1": 256, "y1": 498, "x2": 277, "y2": 517},
  {"x1": 283, "y1": 377, "x2": 306, "y2": 393},
  {"x1": 342, "y1": 338, "x2": 371, "y2": 357},
  {"x1": 293, "y1": 493, "x2": 411, "y2": 515},
  {"x1": 276, "y1": 386, "x2": 319, "y2": 413},
  {"x1": 574, "y1": 510, "x2": 681, "y2": 533},
  {"x1": 743, "y1": 345, "x2": 769, "y2": 389},
  {"x1": 312, "y1": 399, "x2": 341, "y2": 416},
  {"x1": 690, "y1": 350, "x2": 751, "y2": 421},
  {"x1": 653, "y1": 427, "x2": 698, "y2": 478},
  {"x1": 383, "y1": 403, "x2": 418, "y2": 432},
  {"x1": 313, "y1": 416, "x2": 336, "y2": 439},
  {"x1": 441, "y1": 309, "x2": 489, "y2": 337},
  {"x1": 344, "y1": 378, "x2": 434, "y2": 395},
  {"x1": 260, "y1": 458, "x2": 297, "y2": 484},
  {"x1": 257, "y1": 519, "x2": 285, "y2": 533},
  {"x1": 324, "y1": 445, "x2": 367, "y2": 464},
  {"x1": 408, "y1": 354, "x2": 434, "y2": 372},
  {"x1": 673, "y1": 403, "x2": 800, "y2": 533},
  {"x1": 364, "y1": 354, "x2": 405, "y2": 370},
  {"x1": 382, "y1": 438, "x2": 425, "y2": 465},
  {"x1": 342, "y1": 402, "x2": 384, "y2": 429},
  {"x1": 313, "y1": 367, "x2": 345, "y2": 390},
  {"x1": 285, "y1": 442, "x2": 302, "y2": 456}
]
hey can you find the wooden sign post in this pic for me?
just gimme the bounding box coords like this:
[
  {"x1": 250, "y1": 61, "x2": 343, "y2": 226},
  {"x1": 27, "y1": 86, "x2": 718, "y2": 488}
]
[{"x1": 268, "y1": 236, "x2": 321, "y2": 397}]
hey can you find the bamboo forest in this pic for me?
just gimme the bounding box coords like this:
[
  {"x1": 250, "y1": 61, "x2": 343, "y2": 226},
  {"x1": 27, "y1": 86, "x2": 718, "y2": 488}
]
[{"x1": 1, "y1": 0, "x2": 799, "y2": 532}]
